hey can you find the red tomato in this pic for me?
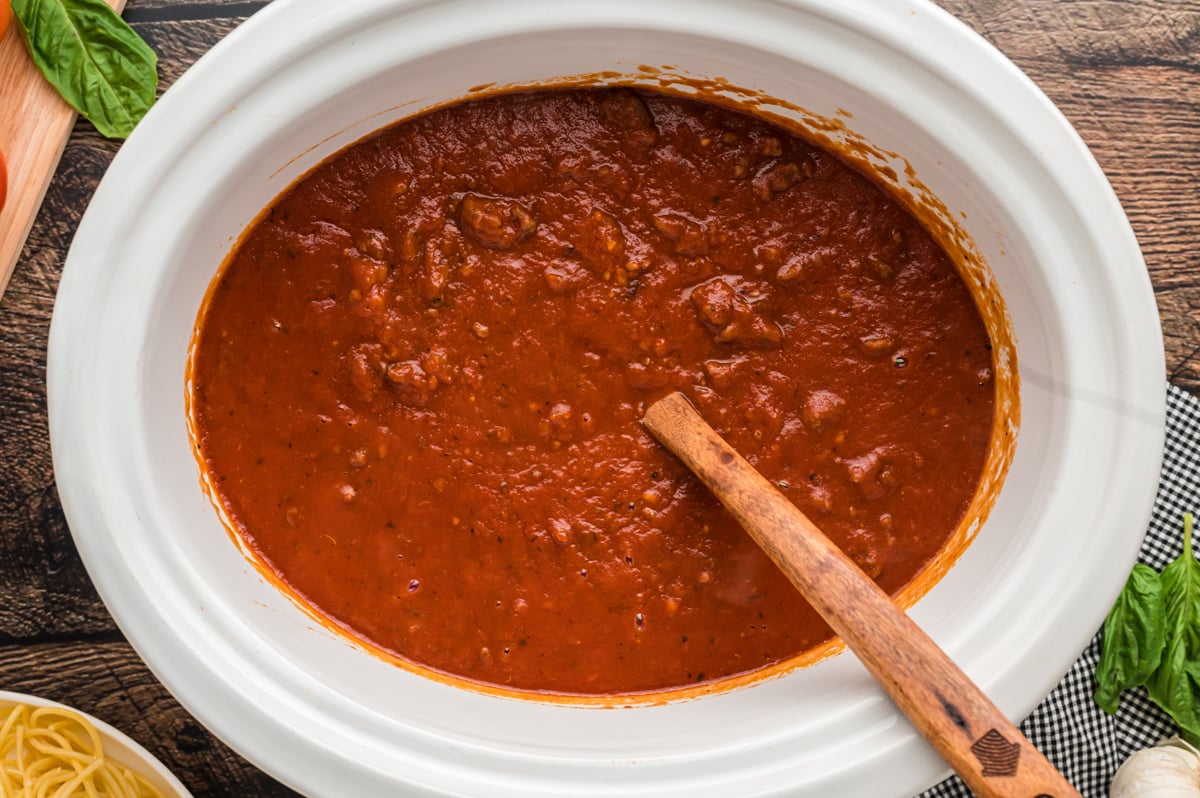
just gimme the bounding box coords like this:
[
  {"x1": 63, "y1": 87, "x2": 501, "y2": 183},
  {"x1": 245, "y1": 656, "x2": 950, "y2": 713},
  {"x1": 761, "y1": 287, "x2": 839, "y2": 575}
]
[{"x1": 1, "y1": 2, "x2": 12, "y2": 213}]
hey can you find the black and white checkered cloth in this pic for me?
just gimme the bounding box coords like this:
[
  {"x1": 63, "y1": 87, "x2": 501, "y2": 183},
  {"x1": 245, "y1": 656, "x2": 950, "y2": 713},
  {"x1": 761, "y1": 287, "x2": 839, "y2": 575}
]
[{"x1": 919, "y1": 382, "x2": 1197, "y2": 798}]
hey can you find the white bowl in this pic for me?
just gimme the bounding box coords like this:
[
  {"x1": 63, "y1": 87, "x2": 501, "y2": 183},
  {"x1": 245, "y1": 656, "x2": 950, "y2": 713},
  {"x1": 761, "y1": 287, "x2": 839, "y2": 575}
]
[
  {"x1": 48, "y1": 0, "x2": 1165, "y2": 795},
  {"x1": 0, "y1": 691, "x2": 191, "y2": 797}
]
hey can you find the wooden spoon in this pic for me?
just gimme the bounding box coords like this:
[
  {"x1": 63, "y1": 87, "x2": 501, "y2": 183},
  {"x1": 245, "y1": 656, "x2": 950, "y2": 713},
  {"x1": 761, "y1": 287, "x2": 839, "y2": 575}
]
[{"x1": 642, "y1": 391, "x2": 1080, "y2": 798}]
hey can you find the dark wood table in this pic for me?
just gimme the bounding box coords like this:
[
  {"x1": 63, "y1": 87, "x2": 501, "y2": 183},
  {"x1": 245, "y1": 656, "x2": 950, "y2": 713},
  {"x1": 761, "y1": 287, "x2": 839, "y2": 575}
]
[{"x1": 1, "y1": 1, "x2": 1195, "y2": 795}]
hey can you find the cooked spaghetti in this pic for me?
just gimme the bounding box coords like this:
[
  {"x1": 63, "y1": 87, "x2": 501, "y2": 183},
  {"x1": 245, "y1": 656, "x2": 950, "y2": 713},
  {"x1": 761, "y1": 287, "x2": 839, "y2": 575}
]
[{"x1": 0, "y1": 702, "x2": 166, "y2": 798}]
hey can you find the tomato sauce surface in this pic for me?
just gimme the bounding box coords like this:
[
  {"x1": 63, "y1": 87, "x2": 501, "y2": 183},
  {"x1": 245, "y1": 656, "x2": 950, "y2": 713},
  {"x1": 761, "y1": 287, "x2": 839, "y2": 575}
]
[{"x1": 191, "y1": 88, "x2": 995, "y2": 695}]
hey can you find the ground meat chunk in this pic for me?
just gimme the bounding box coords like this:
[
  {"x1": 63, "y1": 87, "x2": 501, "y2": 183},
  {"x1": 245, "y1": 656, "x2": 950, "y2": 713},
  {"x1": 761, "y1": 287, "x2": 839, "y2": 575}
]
[
  {"x1": 346, "y1": 343, "x2": 384, "y2": 402},
  {"x1": 353, "y1": 228, "x2": 392, "y2": 262},
  {"x1": 703, "y1": 359, "x2": 739, "y2": 391},
  {"x1": 422, "y1": 345, "x2": 454, "y2": 386},
  {"x1": 598, "y1": 89, "x2": 658, "y2": 148},
  {"x1": 542, "y1": 262, "x2": 589, "y2": 293},
  {"x1": 653, "y1": 211, "x2": 709, "y2": 257},
  {"x1": 348, "y1": 253, "x2": 388, "y2": 293},
  {"x1": 578, "y1": 207, "x2": 627, "y2": 271},
  {"x1": 805, "y1": 482, "x2": 834, "y2": 514},
  {"x1": 840, "y1": 446, "x2": 906, "y2": 501},
  {"x1": 456, "y1": 193, "x2": 537, "y2": 249},
  {"x1": 752, "y1": 156, "x2": 816, "y2": 200},
  {"x1": 397, "y1": 225, "x2": 428, "y2": 263},
  {"x1": 693, "y1": 278, "x2": 735, "y2": 327},
  {"x1": 756, "y1": 135, "x2": 784, "y2": 157},
  {"x1": 555, "y1": 153, "x2": 633, "y2": 199},
  {"x1": 422, "y1": 231, "x2": 461, "y2": 302},
  {"x1": 776, "y1": 245, "x2": 835, "y2": 283},
  {"x1": 690, "y1": 276, "x2": 783, "y2": 349},
  {"x1": 386, "y1": 360, "x2": 436, "y2": 407},
  {"x1": 625, "y1": 362, "x2": 668, "y2": 391},
  {"x1": 802, "y1": 390, "x2": 845, "y2": 431}
]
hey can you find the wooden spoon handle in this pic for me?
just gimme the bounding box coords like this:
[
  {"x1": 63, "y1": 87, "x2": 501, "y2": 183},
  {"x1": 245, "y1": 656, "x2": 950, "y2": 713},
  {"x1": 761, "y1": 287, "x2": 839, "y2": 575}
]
[{"x1": 642, "y1": 392, "x2": 1080, "y2": 798}]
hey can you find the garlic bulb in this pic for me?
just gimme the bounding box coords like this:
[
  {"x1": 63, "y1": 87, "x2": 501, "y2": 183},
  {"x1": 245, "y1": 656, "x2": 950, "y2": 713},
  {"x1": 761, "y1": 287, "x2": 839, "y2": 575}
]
[{"x1": 1111, "y1": 738, "x2": 1200, "y2": 798}]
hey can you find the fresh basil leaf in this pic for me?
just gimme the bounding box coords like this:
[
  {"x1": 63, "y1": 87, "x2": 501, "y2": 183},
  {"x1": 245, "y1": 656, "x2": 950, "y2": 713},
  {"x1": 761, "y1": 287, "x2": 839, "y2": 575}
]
[
  {"x1": 1147, "y1": 514, "x2": 1200, "y2": 741},
  {"x1": 1181, "y1": 665, "x2": 1200, "y2": 748},
  {"x1": 12, "y1": 0, "x2": 157, "y2": 139},
  {"x1": 1095, "y1": 563, "x2": 1166, "y2": 714},
  {"x1": 1149, "y1": 634, "x2": 1200, "y2": 740}
]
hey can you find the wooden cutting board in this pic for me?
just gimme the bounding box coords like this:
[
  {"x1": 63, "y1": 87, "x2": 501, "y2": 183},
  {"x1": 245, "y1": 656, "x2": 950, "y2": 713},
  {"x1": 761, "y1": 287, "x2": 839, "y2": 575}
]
[{"x1": 0, "y1": 0, "x2": 126, "y2": 300}]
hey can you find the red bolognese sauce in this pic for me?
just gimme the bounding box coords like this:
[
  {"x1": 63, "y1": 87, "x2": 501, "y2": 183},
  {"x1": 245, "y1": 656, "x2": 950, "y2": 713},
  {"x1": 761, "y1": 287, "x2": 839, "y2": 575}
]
[{"x1": 190, "y1": 88, "x2": 995, "y2": 695}]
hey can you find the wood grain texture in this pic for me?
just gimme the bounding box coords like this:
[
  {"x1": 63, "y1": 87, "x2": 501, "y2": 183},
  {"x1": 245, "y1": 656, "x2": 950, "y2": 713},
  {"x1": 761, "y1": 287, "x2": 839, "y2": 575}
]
[
  {"x1": 0, "y1": 1, "x2": 1192, "y2": 797},
  {"x1": 0, "y1": 13, "x2": 249, "y2": 645},
  {"x1": 643, "y1": 393, "x2": 1082, "y2": 798},
  {"x1": 0, "y1": 0, "x2": 127, "y2": 300},
  {"x1": 0, "y1": 6, "x2": 297, "y2": 796},
  {"x1": 0, "y1": 641, "x2": 294, "y2": 797},
  {"x1": 935, "y1": 0, "x2": 1200, "y2": 388}
]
